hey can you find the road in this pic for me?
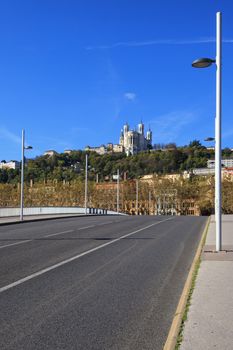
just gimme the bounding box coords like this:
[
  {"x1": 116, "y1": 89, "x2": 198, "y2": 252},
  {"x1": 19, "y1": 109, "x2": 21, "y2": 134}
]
[{"x1": 0, "y1": 215, "x2": 207, "y2": 350}]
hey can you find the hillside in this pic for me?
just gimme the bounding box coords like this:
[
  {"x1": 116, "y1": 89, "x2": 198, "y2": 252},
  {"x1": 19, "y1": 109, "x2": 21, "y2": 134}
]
[{"x1": 1, "y1": 141, "x2": 232, "y2": 184}]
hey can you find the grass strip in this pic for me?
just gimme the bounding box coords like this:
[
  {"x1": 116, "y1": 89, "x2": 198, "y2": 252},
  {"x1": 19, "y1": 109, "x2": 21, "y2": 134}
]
[{"x1": 175, "y1": 218, "x2": 210, "y2": 349}]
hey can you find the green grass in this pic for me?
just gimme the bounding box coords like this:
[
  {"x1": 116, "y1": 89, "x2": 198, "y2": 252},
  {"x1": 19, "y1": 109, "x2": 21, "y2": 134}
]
[
  {"x1": 175, "y1": 218, "x2": 209, "y2": 349},
  {"x1": 175, "y1": 257, "x2": 201, "y2": 349}
]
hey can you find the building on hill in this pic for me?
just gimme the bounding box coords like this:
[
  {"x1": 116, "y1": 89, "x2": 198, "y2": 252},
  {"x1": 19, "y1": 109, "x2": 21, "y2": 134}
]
[
  {"x1": 119, "y1": 122, "x2": 152, "y2": 156},
  {"x1": 184, "y1": 159, "x2": 233, "y2": 179},
  {"x1": 85, "y1": 145, "x2": 108, "y2": 155},
  {"x1": 207, "y1": 158, "x2": 233, "y2": 168},
  {"x1": 44, "y1": 150, "x2": 58, "y2": 157},
  {"x1": 0, "y1": 161, "x2": 20, "y2": 169},
  {"x1": 85, "y1": 121, "x2": 152, "y2": 156}
]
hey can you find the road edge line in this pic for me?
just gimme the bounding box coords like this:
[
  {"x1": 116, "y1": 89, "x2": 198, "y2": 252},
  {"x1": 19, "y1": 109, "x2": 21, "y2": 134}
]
[{"x1": 163, "y1": 216, "x2": 210, "y2": 350}]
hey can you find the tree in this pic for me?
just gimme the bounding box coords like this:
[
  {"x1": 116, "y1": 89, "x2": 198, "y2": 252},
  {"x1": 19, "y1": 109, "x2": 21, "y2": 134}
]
[{"x1": 188, "y1": 140, "x2": 204, "y2": 149}]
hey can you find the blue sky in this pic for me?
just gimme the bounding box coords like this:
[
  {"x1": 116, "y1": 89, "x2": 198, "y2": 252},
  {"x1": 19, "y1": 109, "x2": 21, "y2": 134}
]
[{"x1": 0, "y1": 0, "x2": 232, "y2": 160}]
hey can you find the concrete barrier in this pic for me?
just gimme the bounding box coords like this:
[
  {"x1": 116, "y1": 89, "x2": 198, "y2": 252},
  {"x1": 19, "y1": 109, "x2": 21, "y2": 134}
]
[{"x1": 0, "y1": 207, "x2": 126, "y2": 217}]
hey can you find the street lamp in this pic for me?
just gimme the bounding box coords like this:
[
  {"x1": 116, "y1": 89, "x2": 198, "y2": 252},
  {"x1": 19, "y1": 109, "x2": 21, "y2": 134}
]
[
  {"x1": 84, "y1": 154, "x2": 88, "y2": 215},
  {"x1": 204, "y1": 137, "x2": 215, "y2": 142},
  {"x1": 192, "y1": 12, "x2": 222, "y2": 251},
  {"x1": 148, "y1": 190, "x2": 151, "y2": 215},
  {"x1": 136, "y1": 179, "x2": 139, "y2": 215},
  {"x1": 192, "y1": 58, "x2": 216, "y2": 68},
  {"x1": 117, "y1": 169, "x2": 120, "y2": 214},
  {"x1": 20, "y1": 129, "x2": 33, "y2": 221}
]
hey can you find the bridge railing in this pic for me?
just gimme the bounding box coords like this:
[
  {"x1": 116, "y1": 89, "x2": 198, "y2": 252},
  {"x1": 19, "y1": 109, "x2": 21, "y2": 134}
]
[{"x1": 0, "y1": 207, "x2": 124, "y2": 217}]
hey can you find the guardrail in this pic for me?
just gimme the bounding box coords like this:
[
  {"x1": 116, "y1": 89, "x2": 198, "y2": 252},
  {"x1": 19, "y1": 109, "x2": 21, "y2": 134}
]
[{"x1": 0, "y1": 207, "x2": 125, "y2": 217}]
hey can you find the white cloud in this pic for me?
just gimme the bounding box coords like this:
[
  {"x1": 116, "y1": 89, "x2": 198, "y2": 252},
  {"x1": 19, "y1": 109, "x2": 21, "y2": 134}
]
[
  {"x1": 0, "y1": 127, "x2": 21, "y2": 145},
  {"x1": 86, "y1": 37, "x2": 233, "y2": 50},
  {"x1": 148, "y1": 110, "x2": 199, "y2": 143},
  {"x1": 124, "y1": 92, "x2": 136, "y2": 101}
]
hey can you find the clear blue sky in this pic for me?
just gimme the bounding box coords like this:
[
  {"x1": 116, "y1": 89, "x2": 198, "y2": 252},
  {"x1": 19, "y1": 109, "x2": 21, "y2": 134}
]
[{"x1": 0, "y1": 0, "x2": 232, "y2": 160}]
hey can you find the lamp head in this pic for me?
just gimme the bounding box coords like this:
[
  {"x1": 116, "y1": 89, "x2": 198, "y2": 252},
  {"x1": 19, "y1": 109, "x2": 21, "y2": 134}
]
[
  {"x1": 204, "y1": 137, "x2": 215, "y2": 142},
  {"x1": 192, "y1": 58, "x2": 216, "y2": 68}
]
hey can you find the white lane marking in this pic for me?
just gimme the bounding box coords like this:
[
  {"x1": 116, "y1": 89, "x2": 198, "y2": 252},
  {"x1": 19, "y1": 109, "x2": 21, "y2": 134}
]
[
  {"x1": 0, "y1": 240, "x2": 31, "y2": 249},
  {"x1": 43, "y1": 230, "x2": 74, "y2": 238},
  {"x1": 78, "y1": 225, "x2": 94, "y2": 230},
  {"x1": 0, "y1": 230, "x2": 74, "y2": 249},
  {"x1": 0, "y1": 218, "x2": 173, "y2": 293},
  {"x1": 97, "y1": 221, "x2": 113, "y2": 226},
  {"x1": 0, "y1": 222, "x2": 111, "y2": 249}
]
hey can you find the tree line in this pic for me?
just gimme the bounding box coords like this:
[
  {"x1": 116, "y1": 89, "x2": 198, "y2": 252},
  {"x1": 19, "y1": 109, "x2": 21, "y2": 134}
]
[
  {"x1": 1, "y1": 175, "x2": 233, "y2": 215},
  {"x1": 0, "y1": 140, "x2": 232, "y2": 184}
]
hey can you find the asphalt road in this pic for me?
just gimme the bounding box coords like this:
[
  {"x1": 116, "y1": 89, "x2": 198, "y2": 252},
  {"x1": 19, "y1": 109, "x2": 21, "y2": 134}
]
[{"x1": 0, "y1": 215, "x2": 207, "y2": 350}]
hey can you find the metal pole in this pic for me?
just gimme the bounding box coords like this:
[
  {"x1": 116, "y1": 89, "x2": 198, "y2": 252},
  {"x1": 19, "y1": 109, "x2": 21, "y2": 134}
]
[
  {"x1": 215, "y1": 11, "x2": 222, "y2": 251},
  {"x1": 136, "y1": 179, "x2": 139, "y2": 215},
  {"x1": 20, "y1": 129, "x2": 25, "y2": 221},
  {"x1": 85, "y1": 154, "x2": 88, "y2": 215},
  {"x1": 117, "y1": 169, "x2": 119, "y2": 214},
  {"x1": 148, "y1": 190, "x2": 151, "y2": 215}
]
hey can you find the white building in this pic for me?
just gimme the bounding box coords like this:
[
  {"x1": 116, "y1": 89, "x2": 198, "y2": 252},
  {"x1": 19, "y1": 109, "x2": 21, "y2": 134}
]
[
  {"x1": 0, "y1": 161, "x2": 20, "y2": 170},
  {"x1": 44, "y1": 150, "x2": 58, "y2": 157},
  {"x1": 85, "y1": 145, "x2": 107, "y2": 155},
  {"x1": 192, "y1": 168, "x2": 215, "y2": 176},
  {"x1": 207, "y1": 159, "x2": 233, "y2": 168},
  {"x1": 84, "y1": 121, "x2": 152, "y2": 156},
  {"x1": 119, "y1": 122, "x2": 152, "y2": 156}
]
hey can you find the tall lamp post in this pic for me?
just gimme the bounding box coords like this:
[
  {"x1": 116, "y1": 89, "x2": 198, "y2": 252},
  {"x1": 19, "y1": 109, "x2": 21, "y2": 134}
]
[
  {"x1": 192, "y1": 12, "x2": 222, "y2": 251},
  {"x1": 148, "y1": 190, "x2": 151, "y2": 215},
  {"x1": 117, "y1": 169, "x2": 120, "y2": 214},
  {"x1": 20, "y1": 129, "x2": 33, "y2": 221},
  {"x1": 136, "y1": 179, "x2": 139, "y2": 215},
  {"x1": 84, "y1": 154, "x2": 88, "y2": 215}
]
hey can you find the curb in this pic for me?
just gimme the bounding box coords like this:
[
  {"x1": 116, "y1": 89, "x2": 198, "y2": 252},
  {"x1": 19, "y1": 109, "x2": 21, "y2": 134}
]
[
  {"x1": 163, "y1": 216, "x2": 210, "y2": 350},
  {"x1": 0, "y1": 214, "x2": 107, "y2": 227}
]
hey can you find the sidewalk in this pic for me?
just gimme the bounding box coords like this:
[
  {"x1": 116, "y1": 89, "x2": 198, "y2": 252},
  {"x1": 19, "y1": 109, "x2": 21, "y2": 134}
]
[{"x1": 180, "y1": 215, "x2": 233, "y2": 349}]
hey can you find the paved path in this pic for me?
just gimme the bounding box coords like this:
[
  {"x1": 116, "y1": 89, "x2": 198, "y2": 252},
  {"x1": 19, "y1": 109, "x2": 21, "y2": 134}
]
[
  {"x1": 180, "y1": 214, "x2": 233, "y2": 349},
  {"x1": 0, "y1": 215, "x2": 207, "y2": 350}
]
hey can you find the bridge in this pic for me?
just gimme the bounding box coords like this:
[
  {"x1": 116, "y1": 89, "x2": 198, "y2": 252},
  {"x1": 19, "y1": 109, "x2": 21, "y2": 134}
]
[
  {"x1": 0, "y1": 214, "x2": 207, "y2": 349},
  {"x1": 0, "y1": 206, "x2": 121, "y2": 218}
]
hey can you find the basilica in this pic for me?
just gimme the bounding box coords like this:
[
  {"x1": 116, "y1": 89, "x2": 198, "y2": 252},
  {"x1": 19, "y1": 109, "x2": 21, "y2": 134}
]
[
  {"x1": 119, "y1": 122, "x2": 152, "y2": 156},
  {"x1": 85, "y1": 121, "x2": 152, "y2": 156}
]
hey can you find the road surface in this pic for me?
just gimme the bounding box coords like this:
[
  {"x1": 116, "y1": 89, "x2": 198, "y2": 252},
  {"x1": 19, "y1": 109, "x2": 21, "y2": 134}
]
[{"x1": 0, "y1": 215, "x2": 207, "y2": 349}]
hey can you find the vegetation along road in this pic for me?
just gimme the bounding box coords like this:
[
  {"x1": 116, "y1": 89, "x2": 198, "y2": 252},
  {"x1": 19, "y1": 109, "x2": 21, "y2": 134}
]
[{"x1": 0, "y1": 215, "x2": 207, "y2": 349}]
